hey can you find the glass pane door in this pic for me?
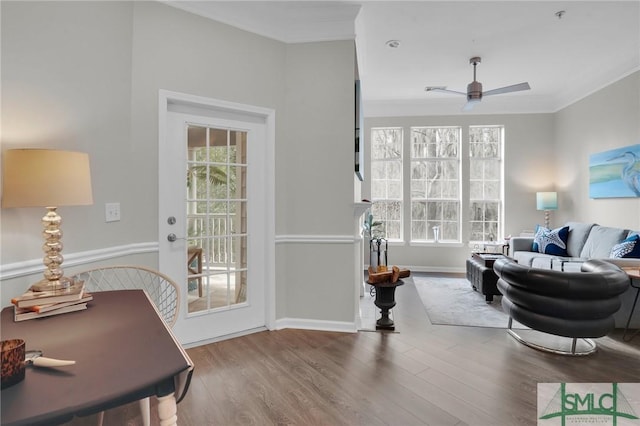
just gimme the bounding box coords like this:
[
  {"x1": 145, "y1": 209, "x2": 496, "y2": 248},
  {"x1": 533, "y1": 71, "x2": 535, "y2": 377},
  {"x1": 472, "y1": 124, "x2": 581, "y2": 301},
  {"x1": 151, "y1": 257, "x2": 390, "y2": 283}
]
[{"x1": 186, "y1": 125, "x2": 248, "y2": 313}]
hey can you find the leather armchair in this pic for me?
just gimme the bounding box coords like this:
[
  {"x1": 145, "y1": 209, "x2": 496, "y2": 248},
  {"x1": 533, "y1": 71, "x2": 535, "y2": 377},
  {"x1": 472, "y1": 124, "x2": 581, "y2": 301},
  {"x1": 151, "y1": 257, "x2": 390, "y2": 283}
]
[{"x1": 493, "y1": 258, "x2": 629, "y2": 355}]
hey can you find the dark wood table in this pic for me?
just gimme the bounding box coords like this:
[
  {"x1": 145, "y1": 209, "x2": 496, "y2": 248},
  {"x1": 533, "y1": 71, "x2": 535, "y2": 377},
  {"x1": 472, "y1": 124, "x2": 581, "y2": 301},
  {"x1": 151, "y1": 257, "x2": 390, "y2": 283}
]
[{"x1": 1, "y1": 290, "x2": 193, "y2": 426}]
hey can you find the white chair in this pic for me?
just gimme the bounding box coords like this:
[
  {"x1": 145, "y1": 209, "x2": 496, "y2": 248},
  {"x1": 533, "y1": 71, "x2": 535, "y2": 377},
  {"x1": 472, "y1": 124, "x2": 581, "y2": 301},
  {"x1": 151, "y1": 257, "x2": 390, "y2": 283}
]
[{"x1": 72, "y1": 265, "x2": 185, "y2": 426}]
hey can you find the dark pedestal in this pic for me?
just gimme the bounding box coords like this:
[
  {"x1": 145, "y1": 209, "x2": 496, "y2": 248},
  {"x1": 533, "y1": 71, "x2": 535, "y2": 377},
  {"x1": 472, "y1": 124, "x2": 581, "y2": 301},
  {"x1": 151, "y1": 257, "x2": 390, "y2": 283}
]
[{"x1": 368, "y1": 279, "x2": 405, "y2": 330}]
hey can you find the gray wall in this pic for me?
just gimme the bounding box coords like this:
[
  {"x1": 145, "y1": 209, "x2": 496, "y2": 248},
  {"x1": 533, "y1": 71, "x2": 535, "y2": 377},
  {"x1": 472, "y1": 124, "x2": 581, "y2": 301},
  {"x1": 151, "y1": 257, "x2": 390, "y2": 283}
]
[
  {"x1": 1, "y1": 1, "x2": 357, "y2": 325},
  {"x1": 278, "y1": 41, "x2": 356, "y2": 322},
  {"x1": 554, "y1": 71, "x2": 640, "y2": 230},
  {"x1": 1, "y1": 1, "x2": 136, "y2": 260}
]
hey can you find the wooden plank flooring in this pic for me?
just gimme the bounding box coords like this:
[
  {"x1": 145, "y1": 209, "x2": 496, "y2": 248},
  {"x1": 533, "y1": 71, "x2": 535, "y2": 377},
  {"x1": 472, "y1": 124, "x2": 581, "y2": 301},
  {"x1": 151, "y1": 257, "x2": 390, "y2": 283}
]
[{"x1": 67, "y1": 275, "x2": 640, "y2": 426}]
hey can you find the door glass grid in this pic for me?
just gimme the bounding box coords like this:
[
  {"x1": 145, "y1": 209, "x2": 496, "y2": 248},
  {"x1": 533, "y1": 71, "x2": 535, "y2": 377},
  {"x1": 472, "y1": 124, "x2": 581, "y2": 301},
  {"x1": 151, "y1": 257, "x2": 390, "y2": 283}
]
[{"x1": 186, "y1": 125, "x2": 248, "y2": 313}]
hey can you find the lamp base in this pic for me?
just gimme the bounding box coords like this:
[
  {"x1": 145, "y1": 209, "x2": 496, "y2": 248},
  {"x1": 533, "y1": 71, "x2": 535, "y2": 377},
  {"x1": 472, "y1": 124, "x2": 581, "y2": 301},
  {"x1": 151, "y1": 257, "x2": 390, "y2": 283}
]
[{"x1": 31, "y1": 276, "x2": 73, "y2": 292}]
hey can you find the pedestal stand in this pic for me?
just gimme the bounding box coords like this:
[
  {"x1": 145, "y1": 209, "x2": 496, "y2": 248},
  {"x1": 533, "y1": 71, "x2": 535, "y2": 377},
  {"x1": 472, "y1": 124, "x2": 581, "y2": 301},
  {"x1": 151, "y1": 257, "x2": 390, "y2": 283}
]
[{"x1": 368, "y1": 279, "x2": 404, "y2": 330}]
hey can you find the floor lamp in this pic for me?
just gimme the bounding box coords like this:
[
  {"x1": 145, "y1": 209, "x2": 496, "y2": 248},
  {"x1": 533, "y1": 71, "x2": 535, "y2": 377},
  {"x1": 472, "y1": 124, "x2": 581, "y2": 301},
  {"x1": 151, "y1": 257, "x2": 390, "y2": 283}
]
[
  {"x1": 536, "y1": 191, "x2": 558, "y2": 229},
  {"x1": 2, "y1": 149, "x2": 93, "y2": 291}
]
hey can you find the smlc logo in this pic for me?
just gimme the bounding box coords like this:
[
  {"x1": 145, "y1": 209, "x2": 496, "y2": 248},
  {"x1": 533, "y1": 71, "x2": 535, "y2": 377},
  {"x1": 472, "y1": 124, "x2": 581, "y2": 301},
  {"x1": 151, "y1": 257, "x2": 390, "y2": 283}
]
[{"x1": 538, "y1": 383, "x2": 640, "y2": 426}]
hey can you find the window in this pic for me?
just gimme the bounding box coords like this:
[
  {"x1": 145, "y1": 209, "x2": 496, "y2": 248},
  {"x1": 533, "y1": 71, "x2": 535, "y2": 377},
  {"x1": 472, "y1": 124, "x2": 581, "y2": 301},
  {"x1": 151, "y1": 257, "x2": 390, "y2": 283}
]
[
  {"x1": 410, "y1": 127, "x2": 461, "y2": 242},
  {"x1": 369, "y1": 124, "x2": 504, "y2": 244},
  {"x1": 469, "y1": 126, "x2": 503, "y2": 242},
  {"x1": 370, "y1": 128, "x2": 402, "y2": 240}
]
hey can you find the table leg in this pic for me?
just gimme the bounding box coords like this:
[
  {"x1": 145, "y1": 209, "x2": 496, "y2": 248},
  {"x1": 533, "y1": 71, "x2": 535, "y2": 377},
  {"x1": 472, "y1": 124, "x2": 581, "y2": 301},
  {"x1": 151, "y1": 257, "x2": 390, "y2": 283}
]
[
  {"x1": 157, "y1": 393, "x2": 178, "y2": 426},
  {"x1": 139, "y1": 397, "x2": 151, "y2": 426},
  {"x1": 623, "y1": 286, "x2": 640, "y2": 342}
]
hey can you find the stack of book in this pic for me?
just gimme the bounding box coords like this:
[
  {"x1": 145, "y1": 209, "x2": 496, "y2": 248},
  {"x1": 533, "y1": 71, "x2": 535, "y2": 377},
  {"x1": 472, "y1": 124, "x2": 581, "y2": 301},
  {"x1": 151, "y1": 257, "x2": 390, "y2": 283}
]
[{"x1": 11, "y1": 281, "x2": 93, "y2": 322}]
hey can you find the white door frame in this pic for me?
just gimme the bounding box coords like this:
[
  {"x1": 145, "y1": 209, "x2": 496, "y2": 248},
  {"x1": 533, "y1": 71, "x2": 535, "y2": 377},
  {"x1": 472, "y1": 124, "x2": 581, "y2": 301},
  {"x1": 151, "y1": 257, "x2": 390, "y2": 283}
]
[{"x1": 158, "y1": 89, "x2": 276, "y2": 344}]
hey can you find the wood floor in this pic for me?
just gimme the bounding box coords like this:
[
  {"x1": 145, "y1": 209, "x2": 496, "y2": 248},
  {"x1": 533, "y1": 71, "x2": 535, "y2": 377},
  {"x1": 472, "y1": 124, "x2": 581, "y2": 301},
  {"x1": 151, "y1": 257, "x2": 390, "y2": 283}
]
[{"x1": 68, "y1": 274, "x2": 640, "y2": 426}]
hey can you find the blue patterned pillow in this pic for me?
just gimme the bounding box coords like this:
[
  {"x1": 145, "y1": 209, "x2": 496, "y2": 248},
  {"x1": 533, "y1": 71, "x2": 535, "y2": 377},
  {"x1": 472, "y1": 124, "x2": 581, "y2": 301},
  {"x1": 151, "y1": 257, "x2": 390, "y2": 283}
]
[
  {"x1": 532, "y1": 225, "x2": 569, "y2": 256},
  {"x1": 610, "y1": 234, "x2": 640, "y2": 258}
]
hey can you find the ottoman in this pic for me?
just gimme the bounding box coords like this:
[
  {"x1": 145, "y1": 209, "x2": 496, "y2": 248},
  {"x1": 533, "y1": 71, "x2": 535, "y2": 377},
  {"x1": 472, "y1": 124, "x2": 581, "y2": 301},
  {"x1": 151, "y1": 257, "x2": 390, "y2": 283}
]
[{"x1": 465, "y1": 253, "x2": 505, "y2": 302}]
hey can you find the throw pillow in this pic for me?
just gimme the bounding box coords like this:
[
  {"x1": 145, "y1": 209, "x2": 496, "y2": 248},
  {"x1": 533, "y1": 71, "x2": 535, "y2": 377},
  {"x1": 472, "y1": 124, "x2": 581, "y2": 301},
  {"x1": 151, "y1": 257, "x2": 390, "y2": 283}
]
[
  {"x1": 610, "y1": 234, "x2": 640, "y2": 258},
  {"x1": 532, "y1": 225, "x2": 569, "y2": 256}
]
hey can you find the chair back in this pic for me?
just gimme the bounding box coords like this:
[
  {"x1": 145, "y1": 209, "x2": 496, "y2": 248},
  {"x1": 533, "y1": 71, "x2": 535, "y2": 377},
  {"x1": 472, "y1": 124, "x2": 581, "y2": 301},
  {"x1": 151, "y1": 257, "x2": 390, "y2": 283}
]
[
  {"x1": 494, "y1": 258, "x2": 629, "y2": 338},
  {"x1": 72, "y1": 266, "x2": 180, "y2": 327}
]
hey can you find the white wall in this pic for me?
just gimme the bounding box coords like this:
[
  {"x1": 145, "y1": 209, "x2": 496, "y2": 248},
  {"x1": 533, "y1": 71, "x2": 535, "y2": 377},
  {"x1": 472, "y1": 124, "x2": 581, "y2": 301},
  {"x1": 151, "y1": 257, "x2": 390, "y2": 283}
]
[
  {"x1": 554, "y1": 71, "x2": 640, "y2": 230},
  {"x1": 1, "y1": 1, "x2": 357, "y2": 327}
]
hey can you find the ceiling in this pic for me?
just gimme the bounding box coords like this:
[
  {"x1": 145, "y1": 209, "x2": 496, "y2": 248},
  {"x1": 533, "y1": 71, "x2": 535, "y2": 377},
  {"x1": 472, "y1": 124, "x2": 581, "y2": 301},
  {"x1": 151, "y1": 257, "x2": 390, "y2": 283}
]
[{"x1": 165, "y1": 1, "x2": 640, "y2": 116}]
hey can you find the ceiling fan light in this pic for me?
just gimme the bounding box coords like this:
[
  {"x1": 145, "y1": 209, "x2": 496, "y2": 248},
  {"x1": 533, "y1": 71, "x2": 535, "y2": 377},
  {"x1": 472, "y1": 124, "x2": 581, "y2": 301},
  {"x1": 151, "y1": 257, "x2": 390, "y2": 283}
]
[{"x1": 467, "y1": 81, "x2": 483, "y2": 100}]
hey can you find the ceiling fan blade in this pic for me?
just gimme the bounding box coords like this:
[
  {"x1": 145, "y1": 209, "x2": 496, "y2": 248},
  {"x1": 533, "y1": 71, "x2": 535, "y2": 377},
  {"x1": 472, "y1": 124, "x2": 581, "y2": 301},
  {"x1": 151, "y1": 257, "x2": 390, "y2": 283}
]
[
  {"x1": 426, "y1": 87, "x2": 467, "y2": 96},
  {"x1": 462, "y1": 99, "x2": 481, "y2": 111},
  {"x1": 483, "y1": 82, "x2": 530, "y2": 97}
]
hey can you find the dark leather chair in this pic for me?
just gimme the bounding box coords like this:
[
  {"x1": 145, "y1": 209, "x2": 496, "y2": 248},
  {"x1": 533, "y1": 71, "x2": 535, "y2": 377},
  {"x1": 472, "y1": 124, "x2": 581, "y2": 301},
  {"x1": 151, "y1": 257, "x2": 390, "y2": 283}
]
[{"x1": 493, "y1": 258, "x2": 629, "y2": 355}]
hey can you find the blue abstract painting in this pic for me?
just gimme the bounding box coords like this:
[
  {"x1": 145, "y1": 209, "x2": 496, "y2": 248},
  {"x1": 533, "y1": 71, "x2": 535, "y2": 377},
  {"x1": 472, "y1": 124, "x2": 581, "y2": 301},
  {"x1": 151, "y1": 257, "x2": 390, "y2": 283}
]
[{"x1": 589, "y1": 144, "x2": 640, "y2": 198}]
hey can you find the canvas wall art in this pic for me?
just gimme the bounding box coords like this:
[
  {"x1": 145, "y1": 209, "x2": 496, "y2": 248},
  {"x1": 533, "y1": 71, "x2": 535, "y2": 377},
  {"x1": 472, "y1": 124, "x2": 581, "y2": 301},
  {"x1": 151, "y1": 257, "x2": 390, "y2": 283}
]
[{"x1": 589, "y1": 144, "x2": 640, "y2": 198}]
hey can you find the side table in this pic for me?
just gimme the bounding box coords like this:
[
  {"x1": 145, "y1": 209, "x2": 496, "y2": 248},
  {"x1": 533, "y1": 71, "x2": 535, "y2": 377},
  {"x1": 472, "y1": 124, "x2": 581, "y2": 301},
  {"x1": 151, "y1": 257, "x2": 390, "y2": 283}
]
[
  {"x1": 367, "y1": 279, "x2": 405, "y2": 330},
  {"x1": 621, "y1": 267, "x2": 640, "y2": 342}
]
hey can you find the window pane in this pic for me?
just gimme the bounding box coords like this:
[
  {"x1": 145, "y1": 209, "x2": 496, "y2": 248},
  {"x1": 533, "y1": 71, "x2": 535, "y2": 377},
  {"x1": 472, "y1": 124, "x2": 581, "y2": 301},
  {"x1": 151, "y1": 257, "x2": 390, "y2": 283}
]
[
  {"x1": 485, "y1": 182, "x2": 500, "y2": 199},
  {"x1": 470, "y1": 222, "x2": 484, "y2": 241},
  {"x1": 371, "y1": 128, "x2": 403, "y2": 240},
  {"x1": 371, "y1": 201, "x2": 402, "y2": 240},
  {"x1": 411, "y1": 180, "x2": 425, "y2": 198},
  {"x1": 469, "y1": 126, "x2": 503, "y2": 243},
  {"x1": 410, "y1": 127, "x2": 461, "y2": 242},
  {"x1": 485, "y1": 202, "x2": 499, "y2": 220},
  {"x1": 412, "y1": 220, "x2": 426, "y2": 240},
  {"x1": 372, "y1": 128, "x2": 402, "y2": 160},
  {"x1": 470, "y1": 182, "x2": 483, "y2": 199}
]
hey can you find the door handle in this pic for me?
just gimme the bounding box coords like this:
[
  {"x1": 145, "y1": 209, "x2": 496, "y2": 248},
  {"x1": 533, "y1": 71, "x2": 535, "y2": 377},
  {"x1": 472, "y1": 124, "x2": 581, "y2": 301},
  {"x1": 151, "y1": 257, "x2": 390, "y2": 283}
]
[{"x1": 167, "y1": 233, "x2": 185, "y2": 242}]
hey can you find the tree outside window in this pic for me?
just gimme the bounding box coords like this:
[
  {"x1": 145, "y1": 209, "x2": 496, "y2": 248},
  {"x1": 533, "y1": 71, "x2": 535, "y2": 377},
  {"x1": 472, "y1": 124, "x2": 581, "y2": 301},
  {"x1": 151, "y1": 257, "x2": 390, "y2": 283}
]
[
  {"x1": 469, "y1": 126, "x2": 503, "y2": 242},
  {"x1": 370, "y1": 124, "x2": 504, "y2": 245},
  {"x1": 370, "y1": 128, "x2": 402, "y2": 240},
  {"x1": 411, "y1": 127, "x2": 461, "y2": 242}
]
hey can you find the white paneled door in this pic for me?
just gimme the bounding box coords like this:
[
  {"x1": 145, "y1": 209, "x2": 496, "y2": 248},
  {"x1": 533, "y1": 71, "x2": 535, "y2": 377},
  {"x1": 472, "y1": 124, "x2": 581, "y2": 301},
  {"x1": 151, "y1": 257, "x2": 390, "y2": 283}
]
[{"x1": 159, "y1": 92, "x2": 274, "y2": 346}]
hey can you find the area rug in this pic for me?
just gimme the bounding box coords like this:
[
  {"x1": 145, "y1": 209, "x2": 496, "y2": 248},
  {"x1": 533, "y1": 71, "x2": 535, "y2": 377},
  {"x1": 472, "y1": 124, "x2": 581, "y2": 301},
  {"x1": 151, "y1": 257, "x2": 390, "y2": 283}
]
[{"x1": 413, "y1": 274, "x2": 526, "y2": 329}]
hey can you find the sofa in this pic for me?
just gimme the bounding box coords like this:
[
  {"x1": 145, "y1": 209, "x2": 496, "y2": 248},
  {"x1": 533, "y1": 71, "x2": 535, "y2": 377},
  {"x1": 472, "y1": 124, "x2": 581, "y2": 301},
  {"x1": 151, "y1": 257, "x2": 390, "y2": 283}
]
[{"x1": 509, "y1": 221, "x2": 640, "y2": 328}]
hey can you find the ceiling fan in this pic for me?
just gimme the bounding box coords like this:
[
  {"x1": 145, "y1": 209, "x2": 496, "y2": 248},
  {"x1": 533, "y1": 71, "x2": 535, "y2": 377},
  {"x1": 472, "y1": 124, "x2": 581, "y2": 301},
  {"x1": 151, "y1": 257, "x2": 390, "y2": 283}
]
[{"x1": 426, "y1": 57, "x2": 530, "y2": 111}]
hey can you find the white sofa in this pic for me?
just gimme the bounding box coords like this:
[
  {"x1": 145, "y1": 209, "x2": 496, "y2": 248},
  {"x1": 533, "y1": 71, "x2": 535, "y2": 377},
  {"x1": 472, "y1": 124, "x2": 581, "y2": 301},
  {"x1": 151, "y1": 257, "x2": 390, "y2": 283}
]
[{"x1": 510, "y1": 222, "x2": 640, "y2": 328}]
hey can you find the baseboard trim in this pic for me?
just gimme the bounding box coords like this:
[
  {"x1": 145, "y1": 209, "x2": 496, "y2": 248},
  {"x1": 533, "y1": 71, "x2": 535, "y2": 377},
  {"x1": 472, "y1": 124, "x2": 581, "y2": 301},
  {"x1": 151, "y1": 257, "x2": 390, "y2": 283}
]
[
  {"x1": 182, "y1": 326, "x2": 268, "y2": 349},
  {"x1": 0, "y1": 242, "x2": 159, "y2": 280},
  {"x1": 275, "y1": 235, "x2": 356, "y2": 244},
  {"x1": 364, "y1": 265, "x2": 466, "y2": 274},
  {"x1": 274, "y1": 317, "x2": 357, "y2": 333},
  {"x1": 406, "y1": 265, "x2": 466, "y2": 274}
]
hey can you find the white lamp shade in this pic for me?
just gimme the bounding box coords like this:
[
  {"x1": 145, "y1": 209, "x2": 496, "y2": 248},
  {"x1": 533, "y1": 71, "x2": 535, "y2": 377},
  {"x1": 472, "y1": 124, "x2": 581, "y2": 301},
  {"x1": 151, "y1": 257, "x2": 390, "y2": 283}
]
[
  {"x1": 536, "y1": 192, "x2": 558, "y2": 211},
  {"x1": 2, "y1": 149, "x2": 93, "y2": 208}
]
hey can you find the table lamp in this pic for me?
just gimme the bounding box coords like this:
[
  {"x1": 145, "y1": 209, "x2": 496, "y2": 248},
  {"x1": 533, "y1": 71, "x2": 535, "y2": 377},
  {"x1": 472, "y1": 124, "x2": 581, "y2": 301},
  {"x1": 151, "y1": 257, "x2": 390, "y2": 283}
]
[
  {"x1": 2, "y1": 149, "x2": 93, "y2": 291},
  {"x1": 536, "y1": 191, "x2": 558, "y2": 229}
]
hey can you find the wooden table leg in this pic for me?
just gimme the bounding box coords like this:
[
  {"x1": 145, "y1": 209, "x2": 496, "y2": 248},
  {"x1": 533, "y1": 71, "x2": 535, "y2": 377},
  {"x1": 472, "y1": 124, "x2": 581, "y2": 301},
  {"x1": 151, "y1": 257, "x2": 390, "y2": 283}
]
[{"x1": 157, "y1": 393, "x2": 178, "y2": 426}]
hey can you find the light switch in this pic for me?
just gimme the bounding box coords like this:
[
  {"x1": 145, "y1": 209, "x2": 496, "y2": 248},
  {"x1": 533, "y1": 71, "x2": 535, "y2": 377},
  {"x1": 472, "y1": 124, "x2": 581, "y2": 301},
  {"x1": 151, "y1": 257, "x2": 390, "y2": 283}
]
[{"x1": 105, "y1": 202, "x2": 121, "y2": 222}]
